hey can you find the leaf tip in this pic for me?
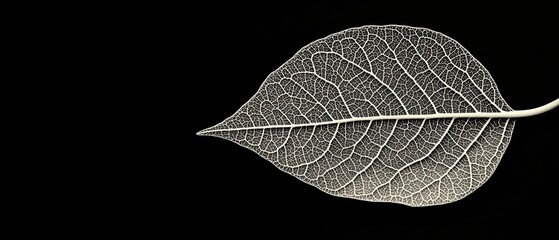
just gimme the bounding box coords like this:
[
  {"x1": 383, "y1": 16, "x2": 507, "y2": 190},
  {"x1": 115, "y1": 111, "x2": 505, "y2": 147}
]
[
  {"x1": 197, "y1": 123, "x2": 223, "y2": 137},
  {"x1": 196, "y1": 127, "x2": 214, "y2": 136}
]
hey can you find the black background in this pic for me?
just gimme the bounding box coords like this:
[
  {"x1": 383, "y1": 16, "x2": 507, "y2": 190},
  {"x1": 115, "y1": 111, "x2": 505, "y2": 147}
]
[{"x1": 186, "y1": 2, "x2": 558, "y2": 239}]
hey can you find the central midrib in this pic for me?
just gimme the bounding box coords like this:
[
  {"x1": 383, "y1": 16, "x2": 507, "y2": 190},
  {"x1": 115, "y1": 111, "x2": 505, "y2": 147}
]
[
  {"x1": 197, "y1": 98, "x2": 559, "y2": 134},
  {"x1": 200, "y1": 111, "x2": 519, "y2": 134}
]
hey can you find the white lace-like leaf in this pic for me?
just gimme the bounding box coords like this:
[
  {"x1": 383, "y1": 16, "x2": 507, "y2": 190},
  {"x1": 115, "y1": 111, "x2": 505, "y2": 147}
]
[{"x1": 198, "y1": 25, "x2": 558, "y2": 207}]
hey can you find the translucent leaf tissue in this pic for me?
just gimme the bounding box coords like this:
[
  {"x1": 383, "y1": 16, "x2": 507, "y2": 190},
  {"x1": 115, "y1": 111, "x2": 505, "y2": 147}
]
[{"x1": 198, "y1": 25, "x2": 559, "y2": 207}]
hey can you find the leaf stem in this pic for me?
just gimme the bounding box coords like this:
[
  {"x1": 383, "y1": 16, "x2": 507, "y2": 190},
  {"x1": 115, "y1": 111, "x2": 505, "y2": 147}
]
[{"x1": 509, "y1": 97, "x2": 559, "y2": 118}]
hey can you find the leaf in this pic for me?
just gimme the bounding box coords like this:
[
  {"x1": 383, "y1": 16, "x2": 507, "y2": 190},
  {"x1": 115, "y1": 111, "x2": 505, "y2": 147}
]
[{"x1": 197, "y1": 25, "x2": 559, "y2": 207}]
